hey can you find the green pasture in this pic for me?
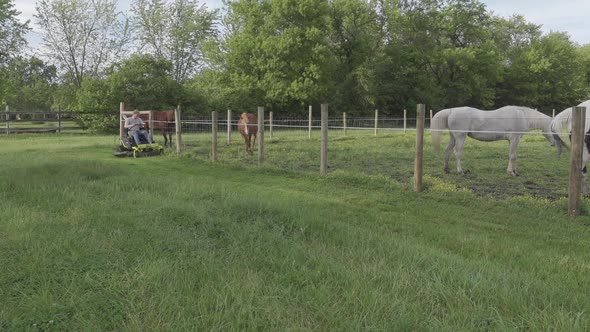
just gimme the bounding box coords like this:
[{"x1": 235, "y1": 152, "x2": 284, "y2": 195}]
[{"x1": 1, "y1": 132, "x2": 589, "y2": 331}]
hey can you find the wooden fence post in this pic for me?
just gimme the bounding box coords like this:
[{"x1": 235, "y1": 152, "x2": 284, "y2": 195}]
[
  {"x1": 175, "y1": 105, "x2": 182, "y2": 155},
  {"x1": 258, "y1": 107, "x2": 265, "y2": 166},
  {"x1": 343, "y1": 112, "x2": 347, "y2": 136},
  {"x1": 119, "y1": 102, "x2": 125, "y2": 139},
  {"x1": 5, "y1": 105, "x2": 9, "y2": 134},
  {"x1": 269, "y1": 111, "x2": 273, "y2": 139},
  {"x1": 308, "y1": 105, "x2": 312, "y2": 139},
  {"x1": 320, "y1": 104, "x2": 328, "y2": 176},
  {"x1": 568, "y1": 106, "x2": 586, "y2": 217},
  {"x1": 227, "y1": 109, "x2": 231, "y2": 145},
  {"x1": 403, "y1": 109, "x2": 407, "y2": 133},
  {"x1": 552, "y1": 109, "x2": 556, "y2": 119},
  {"x1": 414, "y1": 104, "x2": 426, "y2": 192},
  {"x1": 374, "y1": 109, "x2": 378, "y2": 136},
  {"x1": 429, "y1": 109, "x2": 433, "y2": 128},
  {"x1": 212, "y1": 111, "x2": 218, "y2": 161},
  {"x1": 58, "y1": 105, "x2": 62, "y2": 133},
  {"x1": 147, "y1": 111, "x2": 153, "y2": 137}
]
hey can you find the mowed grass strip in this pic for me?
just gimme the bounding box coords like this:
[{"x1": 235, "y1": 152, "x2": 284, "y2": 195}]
[{"x1": 0, "y1": 134, "x2": 589, "y2": 331}]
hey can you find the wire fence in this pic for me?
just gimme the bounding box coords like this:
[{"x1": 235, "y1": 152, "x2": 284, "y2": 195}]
[
  {"x1": 3, "y1": 105, "x2": 586, "y2": 215},
  {"x1": 0, "y1": 110, "x2": 111, "y2": 133}
]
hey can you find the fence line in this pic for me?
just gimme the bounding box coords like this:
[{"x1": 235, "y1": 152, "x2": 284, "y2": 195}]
[
  {"x1": 177, "y1": 119, "x2": 562, "y2": 136},
  {"x1": 3, "y1": 104, "x2": 584, "y2": 216}
]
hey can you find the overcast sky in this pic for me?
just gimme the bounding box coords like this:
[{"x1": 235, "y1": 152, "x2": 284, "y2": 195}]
[{"x1": 13, "y1": 0, "x2": 590, "y2": 48}]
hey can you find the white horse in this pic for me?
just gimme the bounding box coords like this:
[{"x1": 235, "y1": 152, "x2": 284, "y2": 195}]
[
  {"x1": 432, "y1": 106, "x2": 559, "y2": 176},
  {"x1": 550, "y1": 100, "x2": 590, "y2": 193}
]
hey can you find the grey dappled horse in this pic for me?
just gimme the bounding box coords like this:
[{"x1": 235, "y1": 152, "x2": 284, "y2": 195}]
[
  {"x1": 432, "y1": 106, "x2": 559, "y2": 176},
  {"x1": 550, "y1": 100, "x2": 590, "y2": 193}
]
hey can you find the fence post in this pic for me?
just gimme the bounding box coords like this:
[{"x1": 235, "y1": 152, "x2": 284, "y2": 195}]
[
  {"x1": 320, "y1": 103, "x2": 328, "y2": 176},
  {"x1": 227, "y1": 109, "x2": 231, "y2": 145},
  {"x1": 258, "y1": 107, "x2": 265, "y2": 166},
  {"x1": 568, "y1": 106, "x2": 586, "y2": 217},
  {"x1": 552, "y1": 109, "x2": 555, "y2": 119},
  {"x1": 119, "y1": 102, "x2": 125, "y2": 139},
  {"x1": 374, "y1": 109, "x2": 378, "y2": 136},
  {"x1": 175, "y1": 105, "x2": 182, "y2": 155},
  {"x1": 57, "y1": 105, "x2": 62, "y2": 133},
  {"x1": 5, "y1": 105, "x2": 9, "y2": 135},
  {"x1": 429, "y1": 109, "x2": 433, "y2": 128},
  {"x1": 212, "y1": 111, "x2": 218, "y2": 161},
  {"x1": 308, "y1": 105, "x2": 312, "y2": 139},
  {"x1": 414, "y1": 104, "x2": 426, "y2": 192},
  {"x1": 269, "y1": 111, "x2": 273, "y2": 139},
  {"x1": 148, "y1": 111, "x2": 154, "y2": 137},
  {"x1": 403, "y1": 109, "x2": 407, "y2": 133},
  {"x1": 343, "y1": 112, "x2": 347, "y2": 136}
]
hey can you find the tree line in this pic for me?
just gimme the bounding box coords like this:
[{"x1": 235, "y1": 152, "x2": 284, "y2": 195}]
[{"x1": 1, "y1": 0, "x2": 590, "y2": 131}]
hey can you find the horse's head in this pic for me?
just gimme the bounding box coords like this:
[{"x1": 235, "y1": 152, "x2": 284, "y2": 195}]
[
  {"x1": 240, "y1": 112, "x2": 250, "y2": 124},
  {"x1": 548, "y1": 115, "x2": 570, "y2": 157}
]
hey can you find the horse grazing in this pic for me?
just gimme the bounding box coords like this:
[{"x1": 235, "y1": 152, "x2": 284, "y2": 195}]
[
  {"x1": 139, "y1": 111, "x2": 175, "y2": 147},
  {"x1": 431, "y1": 106, "x2": 560, "y2": 176},
  {"x1": 237, "y1": 113, "x2": 257, "y2": 155},
  {"x1": 550, "y1": 100, "x2": 590, "y2": 193}
]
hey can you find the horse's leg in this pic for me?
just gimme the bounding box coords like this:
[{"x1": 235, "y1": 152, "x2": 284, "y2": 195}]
[
  {"x1": 507, "y1": 136, "x2": 520, "y2": 176},
  {"x1": 582, "y1": 149, "x2": 589, "y2": 195},
  {"x1": 246, "y1": 135, "x2": 253, "y2": 155},
  {"x1": 454, "y1": 134, "x2": 467, "y2": 175},
  {"x1": 444, "y1": 135, "x2": 456, "y2": 174}
]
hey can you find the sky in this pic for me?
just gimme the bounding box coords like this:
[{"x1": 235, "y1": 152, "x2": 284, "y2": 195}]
[{"x1": 12, "y1": 0, "x2": 590, "y2": 49}]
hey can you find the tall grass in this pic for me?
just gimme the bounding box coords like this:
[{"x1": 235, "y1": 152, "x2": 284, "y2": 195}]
[{"x1": 0, "y1": 133, "x2": 589, "y2": 330}]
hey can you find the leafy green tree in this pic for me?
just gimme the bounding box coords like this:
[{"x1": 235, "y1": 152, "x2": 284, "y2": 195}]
[
  {"x1": 220, "y1": 0, "x2": 335, "y2": 111},
  {"x1": 329, "y1": 0, "x2": 381, "y2": 114},
  {"x1": 3, "y1": 56, "x2": 57, "y2": 111},
  {"x1": 75, "y1": 55, "x2": 182, "y2": 132},
  {"x1": 578, "y1": 44, "x2": 590, "y2": 95},
  {"x1": 492, "y1": 15, "x2": 542, "y2": 107},
  {"x1": 107, "y1": 55, "x2": 183, "y2": 110},
  {"x1": 35, "y1": 0, "x2": 130, "y2": 87},
  {"x1": 423, "y1": 0, "x2": 502, "y2": 108},
  {"x1": 370, "y1": 0, "x2": 502, "y2": 112},
  {"x1": 528, "y1": 33, "x2": 587, "y2": 110},
  {"x1": 132, "y1": 0, "x2": 218, "y2": 83},
  {"x1": 0, "y1": 0, "x2": 28, "y2": 63},
  {"x1": 0, "y1": 0, "x2": 29, "y2": 104}
]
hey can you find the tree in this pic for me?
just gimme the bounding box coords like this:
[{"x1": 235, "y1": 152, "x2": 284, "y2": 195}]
[
  {"x1": 219, "y1": 0, "x2": 335, "y2": 111},
  {"x1": 0, "y1": 0, "x2": 29, "y2": 103},
  {"x1": 3, "y1": 56, "x2": 57, "y2": 111},
  {"x1": 132, "y1": 0, "x2": 218, "y2": 83},
  {"x1": 491, "y1": 15, "x2": 542, "y2": 107},
  {"x1": 76, "y1": 55, "x2": 183, "y2": 132},
  {"x1": 527, "y1": 33, "x2": 587, "y2": 109},
  {"x1": 578, "y1": 44, "x2": 590, "y2": 94},
  {"x1": 35, "y1": 0, "x2": 130, "y2": 87},
  {"x1": 0, "y1": 0, "x2": 28, "y2": 63},
  {"x1": 329, "y1": 0, "x2": 381, "y2": 113},
  {"x1": 107, "y1": 55, "x2": 183, "y2": 110}
]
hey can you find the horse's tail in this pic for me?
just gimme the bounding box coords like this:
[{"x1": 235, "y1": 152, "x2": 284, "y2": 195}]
[
  {"x1": 167, "y1": 110, "x2": 175, "y2": 134},
  {"x1": 550, "y1": 111, "x2": 570, "y2": 157},
  {"x1": 431, "y1": 109, "x2": 450, "y2": 154}
]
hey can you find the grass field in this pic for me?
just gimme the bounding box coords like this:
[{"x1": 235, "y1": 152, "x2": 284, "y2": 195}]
[{"x1": 1, "y1": 132, "x2": 589, "y2": 330}]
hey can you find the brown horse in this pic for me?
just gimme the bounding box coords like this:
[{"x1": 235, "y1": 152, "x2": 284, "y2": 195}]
[
  {"x1": 237, "y1": 113, "x2": 257, "y2": 155},
  {"x1": 139, "y1": 111, "x2": 175, "y2": 147}
]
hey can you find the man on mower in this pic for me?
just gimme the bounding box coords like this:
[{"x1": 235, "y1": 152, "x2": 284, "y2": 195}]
[{"x1": 125, "y1": 110, "x2": 152, "y2": 145}]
